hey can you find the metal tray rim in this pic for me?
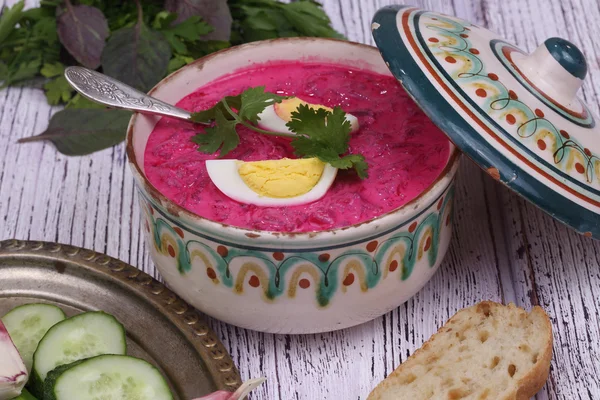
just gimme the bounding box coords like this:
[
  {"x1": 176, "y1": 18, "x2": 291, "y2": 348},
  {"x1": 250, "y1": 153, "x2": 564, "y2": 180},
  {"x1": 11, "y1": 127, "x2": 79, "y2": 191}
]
[{"x1": 0, "y1": 239, "x2": 241, "y2": 393}]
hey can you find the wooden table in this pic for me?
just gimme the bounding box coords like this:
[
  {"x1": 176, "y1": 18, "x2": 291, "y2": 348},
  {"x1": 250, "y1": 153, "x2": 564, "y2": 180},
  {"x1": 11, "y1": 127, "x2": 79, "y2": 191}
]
[{"x1": 2, "y1": 0, "x2": 599, "y2": 398}]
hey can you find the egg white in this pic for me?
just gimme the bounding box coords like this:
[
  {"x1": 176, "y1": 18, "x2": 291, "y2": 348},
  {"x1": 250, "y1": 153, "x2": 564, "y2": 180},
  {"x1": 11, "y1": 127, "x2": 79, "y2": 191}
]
[
  {"x1": 205, "y1": 159, "x2": 338, "y2": 206},
  {"x1": 257, "y1": 104, "x2": 359, "y2": 135}
]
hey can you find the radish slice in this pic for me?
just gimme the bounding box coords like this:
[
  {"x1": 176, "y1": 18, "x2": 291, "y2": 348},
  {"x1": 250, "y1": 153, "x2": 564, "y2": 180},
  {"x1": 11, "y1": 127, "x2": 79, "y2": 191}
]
[
  {"x1": 0, "y1": 320, "x2": 28, "y2": 400},
  {"x1": 193, "y1": 378, "x2": 266, "y2": 400}
]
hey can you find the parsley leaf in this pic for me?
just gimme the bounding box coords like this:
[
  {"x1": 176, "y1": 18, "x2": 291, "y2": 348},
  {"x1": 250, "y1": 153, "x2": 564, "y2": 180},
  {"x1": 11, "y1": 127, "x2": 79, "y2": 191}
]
[
  {"x1": 189, "y1": 88, "x2": 368, "y2": 178},
  {"x1": 40, "y1": 61, "x2": 65, "y2": 78},
  {"x1": 66, "y1": 93, "x2": 107, "y2": 109},
  {"x1": 154, "y1": 12, "x2": 213, "y2": 54},
  {"x1": 0, "y1": 0, "x2": 24, "y2": 43},
  {"x1": 239, "y1": 86, "x2": 286, "y2": 123},
  {"x1": 229, "y1": 0, "x2": 344, "y2": 45},
  {"x1": 44, "y1": 75, "x2": 75, "y2": 105},
  {"x1": 191, "y1": 109, "x2": 239, "y2": 157},
  {"x1": 287, "y1": 104, "x2": 368, "y2": 178},
  {"x1": 189, "y1": 88, "x2": 286, "y2": 157},
  {"x1": 190, "y1": 95, "x2": 242, "y2": 123}
]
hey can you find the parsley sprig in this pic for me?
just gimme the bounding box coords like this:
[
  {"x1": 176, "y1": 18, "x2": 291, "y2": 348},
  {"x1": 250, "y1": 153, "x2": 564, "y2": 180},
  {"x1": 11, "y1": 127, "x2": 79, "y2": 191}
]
[{"x1": 190, "y1": 87, "x2": 368, "y2": 179}]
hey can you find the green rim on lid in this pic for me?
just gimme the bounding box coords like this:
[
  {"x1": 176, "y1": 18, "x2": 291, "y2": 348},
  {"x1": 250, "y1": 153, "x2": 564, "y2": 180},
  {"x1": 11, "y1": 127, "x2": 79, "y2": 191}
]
[{"x1": 372, "y1": 5, "x2": 600, "y2": 239}]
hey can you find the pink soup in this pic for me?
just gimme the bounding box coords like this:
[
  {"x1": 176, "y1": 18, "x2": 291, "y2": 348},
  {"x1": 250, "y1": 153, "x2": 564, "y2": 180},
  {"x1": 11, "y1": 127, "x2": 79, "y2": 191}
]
[{"x1": 144, "y1": 62, "x2": 450, "y2": 232}]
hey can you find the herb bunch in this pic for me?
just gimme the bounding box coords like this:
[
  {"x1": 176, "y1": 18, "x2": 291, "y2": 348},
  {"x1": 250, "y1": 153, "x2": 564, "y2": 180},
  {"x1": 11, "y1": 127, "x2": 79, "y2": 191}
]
[
  {"x1": 0, "y1": 0, "x2": 343, "y2": 156},
  {"x1": 190, "y1": 87, "x2": 369, "y2": 178}
]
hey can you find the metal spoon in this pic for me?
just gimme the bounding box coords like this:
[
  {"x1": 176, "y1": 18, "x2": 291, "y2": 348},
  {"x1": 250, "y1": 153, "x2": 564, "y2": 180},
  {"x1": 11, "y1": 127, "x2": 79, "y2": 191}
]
[{"x1": 64, "y1": 66, "x2": 207, "y2": 124}]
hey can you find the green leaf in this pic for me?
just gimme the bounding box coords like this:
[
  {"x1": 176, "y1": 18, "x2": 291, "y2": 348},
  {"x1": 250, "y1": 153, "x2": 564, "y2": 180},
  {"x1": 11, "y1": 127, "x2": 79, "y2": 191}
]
[
  {"x1": 185, "y1": 39, "x2": 230, "y2": 59},
  {"x1": 190, "y1": 95, "x2": 242, "y2": 123},
  {"x1": 244, "y1": 11, "x2": 277, "y2": 30},
  {"x1": 164, "y1": 0, "x2": 232, "y2": 41},
  {"x1": 191, "y1": 109, "x2": 239, "y2": 157},
  {"x1": 101, "y1": 22, "x2": 171, "y2": 92},
  {"x1": 19, "y1": 5, "x2": 56, "y2": 22},
  {"x1": 284, "y1": 0, "x2": 330, "y2": 20},
  {"x1": 0, "y1": 0, "x2": 24, "y2": 43},
  {"x1": 281, "y1": 2, "x2": 343, "y2": 39},
  {"x1": 7, "y1": 58, "x2": 42, "y2": 84},
  {"x1": 11, "y1": 388, "x2": 37, "y2": 400},
  {"x1": 288, "y1": 105, "x2": 351, "y2": 153},
  {"x1": 331, "y1": 154, "x2": 369, "y2": 179},
  {"x1": 152, "y1": 10, "x2": 178, "y2": 29},
  {"x1": 239, "y1": 86, "x2": 286, "y2": 123},
  {"x1": 157, "y1": 15, "x2": 213, "y2": 55},
  {"x1": 18, "y1": 108, "x2": 132, "y2": 156},
  {"x1": 40, "y1": 62, "x2": 64, "y2": 78},
  {"x1": 56, "y1": 4, "x2": 109, "y2": 69},
  {"x1": 32, "y1": 16, "x2": 59, "y2": 46},
  {"x1": 167, "y1": 54, "x2": 194, "y2": 73},
  {"x1": 43, "y1": 75, "x2": 74, "y2": 105},
  {"x1": 0, "y1": 62, "x2": 8, "y2": 80},
  {"x1": 229, "y1": 0, "x2": 344, "y2": 44},
  {"x1": 288, "y1": 105, "x2": 368, "y2": 177},
  {"x1": 65, "y1": 93, "x2": 106, "y2": 109},
  {"x1": 162, "y1": 15, "x2": 213, "y2": 41}
]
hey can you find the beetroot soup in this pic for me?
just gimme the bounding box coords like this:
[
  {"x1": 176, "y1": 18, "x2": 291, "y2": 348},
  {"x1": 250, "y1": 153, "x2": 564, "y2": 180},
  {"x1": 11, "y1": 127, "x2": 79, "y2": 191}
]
[{"x1": 144, "y1": 62, "x2": 450, "y2": 232}]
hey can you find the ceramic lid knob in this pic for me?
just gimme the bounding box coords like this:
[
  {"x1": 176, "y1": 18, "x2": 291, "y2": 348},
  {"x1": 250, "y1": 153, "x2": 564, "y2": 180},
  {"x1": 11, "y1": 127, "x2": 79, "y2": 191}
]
[{"x1": 514, "y1": 37, "x2": 587, "y2": 106}]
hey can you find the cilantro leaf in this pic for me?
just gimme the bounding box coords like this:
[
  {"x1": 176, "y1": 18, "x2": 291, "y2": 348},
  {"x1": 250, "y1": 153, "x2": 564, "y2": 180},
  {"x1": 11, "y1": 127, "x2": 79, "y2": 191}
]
[
  {"x1": 44, "y1": 75, "x2": 75, "y2": 105},
  {"x1": 0, "y1": 0, "x2": 25, "y2": 43},
  {"x1": 154, "y1": 12, "x2": 213, "y2": 54},
  {"x1": 5, "y1": 59, "x2": 42, "y2": 85},
  {"x1": 191, "y1": 109, "x2": 240, "y2": 157},
  {"x1": 40, "y1": 62, "x2": 64, "y2": 78},
  {"x1": 239, "y1": 86, "x2": 286, "y2": 123},
  {"x1": 287, "y1": 104, "x2": 351, "y2": 153},
  {"x1": 189, "y1": 88, "x2": 367, "y2": 177},
  {"x1": 190, "y1": 95, "x2": 242, "y2": 123},
  {"x1": 287, "y1": 104, "x2": 368, "y2": 178},
  {"x1": 331, "y1": 154, "x2": 369, "y2": 179},
  {"x1": 167, "y1": 54, "x2": 194, "y2": 73},
  {"x1": 66, "y1": 93, "x2": 107, "y2": 109},
  {"x1": 229, "y1": 0, "x2": 344, "y2": 45}
]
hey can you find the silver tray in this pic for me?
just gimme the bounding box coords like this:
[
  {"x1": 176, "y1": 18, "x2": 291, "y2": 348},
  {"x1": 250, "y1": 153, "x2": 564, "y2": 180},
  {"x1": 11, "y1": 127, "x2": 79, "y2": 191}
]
[{"x1": 0, "y1": 239, "x2": 241, "y2": 399}]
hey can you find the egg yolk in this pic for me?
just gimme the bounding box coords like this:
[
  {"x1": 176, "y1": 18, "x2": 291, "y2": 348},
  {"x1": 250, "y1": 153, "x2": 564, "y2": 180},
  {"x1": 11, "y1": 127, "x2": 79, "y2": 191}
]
[
  {"x1": 274, "y1": 98, "x2": 333, "y2": 122},
  {"x1": 237, "y1": 158, "x2": 326, "y2": 198}
]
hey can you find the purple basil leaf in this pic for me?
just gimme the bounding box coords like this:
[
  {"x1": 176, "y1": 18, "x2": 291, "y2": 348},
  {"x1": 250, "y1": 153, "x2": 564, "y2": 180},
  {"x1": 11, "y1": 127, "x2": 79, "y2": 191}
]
[
  {"x1": 101, "y1": 23, "x2": 171, "y2": 93},
  {"x1": 57, "y1": 3, "x2": 109, "y2": 69},
  {"x1": 164, "y1": 0, "x2": 232, "y2": 41},
  {"x1": 17, "y1": 108, "x2": 132, "y2": 156}
]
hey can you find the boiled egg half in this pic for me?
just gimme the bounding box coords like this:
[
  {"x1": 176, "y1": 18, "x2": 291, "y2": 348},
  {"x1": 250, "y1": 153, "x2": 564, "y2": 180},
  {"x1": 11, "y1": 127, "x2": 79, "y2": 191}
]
[
  {"x1": 257, "y1": 97, "x2": 359, "y2": 135},
  {"x1": 206, "y1": 158, "x2": 337, "y2": 206}
]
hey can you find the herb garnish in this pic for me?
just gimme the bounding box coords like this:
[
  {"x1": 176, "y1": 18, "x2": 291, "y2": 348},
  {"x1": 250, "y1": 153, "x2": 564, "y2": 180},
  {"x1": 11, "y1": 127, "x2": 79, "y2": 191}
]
[
  {"x1": 190, "y1": 87, "x2": 369, "y2": 179},
  {"x1": 1, "y1": 0, "x2": 343, "y2": 156}
]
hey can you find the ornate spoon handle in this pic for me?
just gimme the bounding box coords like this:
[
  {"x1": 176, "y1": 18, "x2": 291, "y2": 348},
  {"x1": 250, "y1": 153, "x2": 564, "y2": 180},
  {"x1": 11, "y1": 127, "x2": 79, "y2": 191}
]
[{"x1": 64, "y1": 66, "x2": 201, "y2": 123}]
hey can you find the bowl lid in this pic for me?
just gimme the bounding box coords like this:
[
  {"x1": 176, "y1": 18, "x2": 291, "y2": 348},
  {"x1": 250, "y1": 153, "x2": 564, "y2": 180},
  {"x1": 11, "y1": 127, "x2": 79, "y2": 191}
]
[{"x1": 372, "y1": 5, "x2": 600, "y2": 239}]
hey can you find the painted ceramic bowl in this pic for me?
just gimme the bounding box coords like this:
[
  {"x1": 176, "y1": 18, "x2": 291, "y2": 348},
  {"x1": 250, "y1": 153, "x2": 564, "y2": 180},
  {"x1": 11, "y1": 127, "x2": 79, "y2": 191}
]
[{"x1": 126, "y1": 38, "x2": 460, "y2": 334}]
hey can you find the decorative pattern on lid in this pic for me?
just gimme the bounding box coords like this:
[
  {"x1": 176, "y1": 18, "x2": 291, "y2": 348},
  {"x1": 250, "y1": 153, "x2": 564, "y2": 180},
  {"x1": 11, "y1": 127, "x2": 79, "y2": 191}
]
[{"x1": 372, "y1": 5, "x2": 600, "y2": 239}]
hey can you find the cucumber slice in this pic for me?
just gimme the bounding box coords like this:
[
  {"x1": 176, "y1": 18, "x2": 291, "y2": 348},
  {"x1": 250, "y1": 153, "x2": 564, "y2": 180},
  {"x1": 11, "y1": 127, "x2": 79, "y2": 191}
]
[
  {"x1": 43, "y1": 355, "x2": 173, "y2": 400},
  {"x1": 2, "y1": 304, "x2": 66, "y2": 373},
  {"x1": 10, "y1": 388, "x2": 38, "y2": 400},
  {"x1": 30, "y1": 311, "x2": 126, "y2": 397}
]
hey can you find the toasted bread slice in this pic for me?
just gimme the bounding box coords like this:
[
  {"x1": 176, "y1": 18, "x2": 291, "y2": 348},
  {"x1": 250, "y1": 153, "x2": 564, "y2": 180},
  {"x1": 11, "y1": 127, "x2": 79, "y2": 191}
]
[{"x1": 368, "y1": 301, "x2": 553, "y2": 400}]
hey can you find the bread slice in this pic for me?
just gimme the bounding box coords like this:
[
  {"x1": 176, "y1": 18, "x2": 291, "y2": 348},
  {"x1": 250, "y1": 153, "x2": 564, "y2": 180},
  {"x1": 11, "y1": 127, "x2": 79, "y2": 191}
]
[{"x1": 368, "y1": 301, "x2": 553, "y2": 400}]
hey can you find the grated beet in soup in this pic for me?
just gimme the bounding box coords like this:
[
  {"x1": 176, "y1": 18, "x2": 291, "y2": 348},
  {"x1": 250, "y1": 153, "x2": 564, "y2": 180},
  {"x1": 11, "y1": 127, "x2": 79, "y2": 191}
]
[{"x1": 144, "y1": 62, "x2": 450, "y2": 232}]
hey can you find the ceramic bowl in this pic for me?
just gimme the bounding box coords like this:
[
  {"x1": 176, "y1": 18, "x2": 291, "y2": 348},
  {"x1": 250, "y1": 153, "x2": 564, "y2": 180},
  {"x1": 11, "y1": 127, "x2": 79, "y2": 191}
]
[{"x1": 126, "y1": 38, "x2": 460, "y2": 334}]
